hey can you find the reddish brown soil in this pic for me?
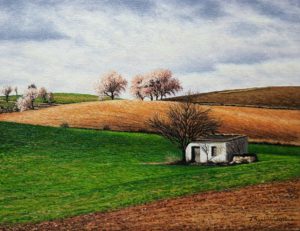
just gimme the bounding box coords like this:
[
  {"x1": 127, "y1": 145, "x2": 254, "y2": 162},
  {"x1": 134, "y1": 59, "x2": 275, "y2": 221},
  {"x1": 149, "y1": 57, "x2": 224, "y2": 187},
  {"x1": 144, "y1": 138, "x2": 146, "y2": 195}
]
[
  {"x1": 168, "y1": 86, "x2": 300, "y2": 109},
  {"x1": 2, "y1": 180, "x2": 300, "y2": 231}
]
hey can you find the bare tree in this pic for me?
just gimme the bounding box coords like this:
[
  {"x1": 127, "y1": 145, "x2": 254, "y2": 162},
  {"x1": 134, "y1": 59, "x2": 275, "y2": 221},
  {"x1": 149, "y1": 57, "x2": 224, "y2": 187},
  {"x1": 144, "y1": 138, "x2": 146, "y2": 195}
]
[
  {"x1": 95, "y1": 71, "x2": 127, "y2": 100},
  {"x1": 148, "y1": 96, "x2": 220, "y2": 162},
  {"x1": 1, "y1": 86, "x2": 13, "y2": 102},
  {"x1": 14, "y1": 86, "x2": 18, "y2": 97},
  {"x1": 200, "y1": 143, "x2": 210, "y2": 156}
]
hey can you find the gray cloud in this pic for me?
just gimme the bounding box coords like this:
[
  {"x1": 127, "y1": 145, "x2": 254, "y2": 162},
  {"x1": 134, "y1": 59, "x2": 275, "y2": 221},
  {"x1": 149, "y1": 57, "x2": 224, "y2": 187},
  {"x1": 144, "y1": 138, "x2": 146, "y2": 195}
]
[
  {"x1": 0, "y1": 25, "x2": 67, "y2": 41},
  {"x1": 0, "y1": 0, "x2": 299, "y2": 97},
  {"x1": 241, "y1": 0, "x2": 300, "y2": 23},
  {"x1": 174, "y1": 0, "x2": 226, "y2": 19},
  {"x1": 0, "y1": 0, "x2": 67, "y2": 41}
]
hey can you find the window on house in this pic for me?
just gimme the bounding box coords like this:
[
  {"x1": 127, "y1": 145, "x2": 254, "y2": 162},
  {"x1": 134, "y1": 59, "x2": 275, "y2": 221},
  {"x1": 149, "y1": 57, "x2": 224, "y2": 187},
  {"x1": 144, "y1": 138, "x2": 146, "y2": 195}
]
[{"x1": 211, "y1": 146, "x2": 217, "y2": 157}]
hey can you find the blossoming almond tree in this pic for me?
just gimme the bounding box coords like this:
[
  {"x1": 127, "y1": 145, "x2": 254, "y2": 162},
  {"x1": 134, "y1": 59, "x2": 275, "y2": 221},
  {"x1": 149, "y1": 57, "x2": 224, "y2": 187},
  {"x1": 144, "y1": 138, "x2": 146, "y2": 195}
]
[
  {"x1": 130, "y1": 75, "x2": 147, "y2": 100},
  {"x1": 148, "y1": 69, "x2": 182, "y2": 100},
  {"x1": 130, "y1": 69, "x2": 182, "y2": 100},
  {"x1": 1, "y1": 86, "x2": 13, "y2": 102},
  {"x1": 24, "y1": 87, "x2": 38, "y2": 110},
  {"x1": 95, "y1": 71, "x2": 128, "y2": 100},
  {"x1": 16, "y1": 88, "x2": 38, "y2": 112},
  {"x1": 16, "y1": 96, "x2": 32, "y2": 112}
]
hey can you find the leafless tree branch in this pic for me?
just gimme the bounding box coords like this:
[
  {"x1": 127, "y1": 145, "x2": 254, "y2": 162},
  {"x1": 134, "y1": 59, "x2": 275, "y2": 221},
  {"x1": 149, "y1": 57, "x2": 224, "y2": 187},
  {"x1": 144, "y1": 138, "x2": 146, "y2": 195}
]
[{"x1": 148, "y1": 95, "x2": 220, "y2": 162}]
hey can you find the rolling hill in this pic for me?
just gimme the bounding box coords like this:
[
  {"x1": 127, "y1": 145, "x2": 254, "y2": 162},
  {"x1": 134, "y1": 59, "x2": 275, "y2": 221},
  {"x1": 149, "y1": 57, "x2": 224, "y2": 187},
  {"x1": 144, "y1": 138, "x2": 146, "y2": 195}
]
[
  {"x1": 45, "y1": 93, "x2": 99, "y2": 104},
  {"x1": 1, "y1": 122, "x2": 299, "y2": 225},
  {"x1": 166, "y1": 86, "x2": 300, "y2": 109},
  {"x1": 0, "y1": 93, "x2": 99, "y2": 105},
  {"x1": 0, "y1": 100, "x2": 299, "y2": 145}
]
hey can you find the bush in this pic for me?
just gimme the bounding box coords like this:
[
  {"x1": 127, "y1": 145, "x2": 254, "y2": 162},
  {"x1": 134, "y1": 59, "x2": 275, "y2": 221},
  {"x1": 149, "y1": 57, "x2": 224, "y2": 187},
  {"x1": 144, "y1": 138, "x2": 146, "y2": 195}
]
[
  {"x1": 137, "y1": 128, "x2": 148, "y2": 133},
  {"x1": 102, "y1": 125, "x2": 110, "y2": 130},
  {"x1": 60, "y1": 122, "x2": 69, "y2": 128},
  {"x1": 0, "y1": 102, "x2": 18, "y2": 113}
]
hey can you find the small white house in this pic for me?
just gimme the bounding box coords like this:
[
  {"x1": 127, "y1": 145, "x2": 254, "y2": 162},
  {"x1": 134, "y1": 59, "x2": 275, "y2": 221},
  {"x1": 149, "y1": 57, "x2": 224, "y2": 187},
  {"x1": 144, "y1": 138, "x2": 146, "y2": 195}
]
[{"x1": 185, "y1": 135, "x2": 248, "y2": 164}]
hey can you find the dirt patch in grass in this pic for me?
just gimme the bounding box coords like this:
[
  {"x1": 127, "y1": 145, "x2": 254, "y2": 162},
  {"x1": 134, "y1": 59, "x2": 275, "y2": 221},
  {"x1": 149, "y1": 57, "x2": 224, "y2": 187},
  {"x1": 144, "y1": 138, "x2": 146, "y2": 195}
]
[{"x1": 2, "y1": 179, "x2": 299, "y2": 231}]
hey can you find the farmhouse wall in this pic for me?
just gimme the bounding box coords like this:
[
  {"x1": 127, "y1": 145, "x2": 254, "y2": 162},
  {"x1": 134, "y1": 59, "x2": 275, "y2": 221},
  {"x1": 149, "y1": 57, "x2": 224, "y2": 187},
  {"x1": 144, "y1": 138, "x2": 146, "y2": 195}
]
[
  {"x1": 186, "y1": 142, "x2": 227, "y2": 163},
  {"x1": 201, "y1": 143, "x2": 227, "y2": 164}
]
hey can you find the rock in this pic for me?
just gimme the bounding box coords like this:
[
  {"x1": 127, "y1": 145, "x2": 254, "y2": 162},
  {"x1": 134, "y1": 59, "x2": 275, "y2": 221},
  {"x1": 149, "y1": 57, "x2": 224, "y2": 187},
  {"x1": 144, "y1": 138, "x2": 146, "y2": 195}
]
[{"x1": 230, "y1": 154, "x2": 258, "y2": 164}]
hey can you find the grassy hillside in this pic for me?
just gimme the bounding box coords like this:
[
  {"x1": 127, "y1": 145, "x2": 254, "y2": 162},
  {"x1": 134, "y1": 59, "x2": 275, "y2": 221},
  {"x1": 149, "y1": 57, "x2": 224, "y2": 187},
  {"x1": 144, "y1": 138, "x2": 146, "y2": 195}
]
[
  {"x1": 1, "y1": 122, "x2": 299, "y2": 224},
  {"x1": 0, "y1": 100, "x2": 299, "y2": 145},
  {"x1": 0, "y1": 93, "x2": 99, "y2": 107},
  {"x1": 166, "y1": 86, "x2": 300, "y2": 109},
  {"x1": 42, "y1": 93, "x2": 99, "y2": 104}
]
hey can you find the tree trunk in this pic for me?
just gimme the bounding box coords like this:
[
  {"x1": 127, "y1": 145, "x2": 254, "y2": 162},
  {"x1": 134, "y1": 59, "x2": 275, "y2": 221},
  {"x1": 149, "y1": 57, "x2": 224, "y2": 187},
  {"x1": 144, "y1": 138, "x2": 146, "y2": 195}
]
[
  {"x1": 5, "y1": 95, "x2": 8, "y2": 102},
  {"x1": 150, "y1": 95, "x2": 153, "y2": 101},
  {"x1": 111, "y1": 93, "x2": 114, "y2": 100},
  {"x1": 31, "y1": 100, "x2": 34, "y2": 109},
  {"x1": 181, "y1": 149, "x2": 186, "y2": 163}
]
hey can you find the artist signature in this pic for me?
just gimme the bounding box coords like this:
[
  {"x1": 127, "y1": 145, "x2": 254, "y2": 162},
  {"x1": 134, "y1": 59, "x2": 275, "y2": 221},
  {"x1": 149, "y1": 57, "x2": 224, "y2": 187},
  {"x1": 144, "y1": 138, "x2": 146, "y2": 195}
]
[{"x1": 249, "y1": 216, "x2": 293, "y2": 222}]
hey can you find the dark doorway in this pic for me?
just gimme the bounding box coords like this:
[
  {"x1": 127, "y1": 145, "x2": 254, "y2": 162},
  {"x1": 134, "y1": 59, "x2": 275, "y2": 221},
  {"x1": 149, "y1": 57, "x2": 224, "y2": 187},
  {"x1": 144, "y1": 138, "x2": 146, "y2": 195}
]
[
  {"x1": 211, "y1": 146, "x2": 217, "y2": 157},
  {"x1": 191, "y1": 147, "x2": 200, "y2": 162}
]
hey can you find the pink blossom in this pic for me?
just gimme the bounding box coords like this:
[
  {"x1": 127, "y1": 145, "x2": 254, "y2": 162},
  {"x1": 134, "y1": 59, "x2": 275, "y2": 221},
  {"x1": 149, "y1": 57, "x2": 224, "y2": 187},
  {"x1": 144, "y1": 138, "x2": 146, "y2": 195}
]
[
  {"x1": 95, "y1": 71, "x2": 128, "y2": 100},
  {"x1": 132, "y1": 69, "x2": 182, "y2": 100}
]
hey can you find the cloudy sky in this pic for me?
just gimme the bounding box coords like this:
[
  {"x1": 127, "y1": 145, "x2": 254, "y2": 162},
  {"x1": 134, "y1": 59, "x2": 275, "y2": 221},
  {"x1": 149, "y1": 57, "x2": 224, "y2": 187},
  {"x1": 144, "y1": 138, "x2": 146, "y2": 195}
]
[{"x1": 0, "y1": 0, "x2": 299, "y2": 97}]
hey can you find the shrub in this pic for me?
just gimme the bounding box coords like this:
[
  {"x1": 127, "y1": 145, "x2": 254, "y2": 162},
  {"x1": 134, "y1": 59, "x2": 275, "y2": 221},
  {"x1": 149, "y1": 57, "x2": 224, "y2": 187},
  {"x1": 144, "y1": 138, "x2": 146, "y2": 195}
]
[
  {"x1": 38, "y1": 87, "x2": 48, "y2": 102},
  {"x1": 60, "y1": 122, "x2": 69, "y2": 128},
  {"x1": 46, "y1": 92, "x2": 54, "y2": 104},
  {"x1": 103, "y1": 125, "x2": 110, "y2": 130},
  {"x1": 137, "y1": 128, "x2": 148, "y2": 133}
]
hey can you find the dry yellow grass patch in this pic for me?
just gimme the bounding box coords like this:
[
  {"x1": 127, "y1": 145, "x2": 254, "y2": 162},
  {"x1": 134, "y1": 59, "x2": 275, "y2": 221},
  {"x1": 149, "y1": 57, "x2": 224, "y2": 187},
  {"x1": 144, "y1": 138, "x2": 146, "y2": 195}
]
[{"x1": 1, "y1": 100, "x2": 299, "y2": 145}]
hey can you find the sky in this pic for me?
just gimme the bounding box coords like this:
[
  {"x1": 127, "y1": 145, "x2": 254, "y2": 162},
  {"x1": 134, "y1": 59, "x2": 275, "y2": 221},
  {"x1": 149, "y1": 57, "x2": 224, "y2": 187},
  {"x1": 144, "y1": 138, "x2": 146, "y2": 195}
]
[{"x1": 0, "y1": 0, "x2": 299, "y2": 98}]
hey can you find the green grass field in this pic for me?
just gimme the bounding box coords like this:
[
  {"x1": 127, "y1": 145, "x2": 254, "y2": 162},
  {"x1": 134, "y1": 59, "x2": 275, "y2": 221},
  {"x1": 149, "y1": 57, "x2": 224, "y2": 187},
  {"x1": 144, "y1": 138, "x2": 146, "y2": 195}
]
[
  {"x1": 0, "y1": 93, "x2": 99, "y2": 106},
  {"x1": 44, "y1": 93, "x2": 99, "y2": 104},
  {"x1": 0, "y1": 122, "x2": 299, "y2": 225}
]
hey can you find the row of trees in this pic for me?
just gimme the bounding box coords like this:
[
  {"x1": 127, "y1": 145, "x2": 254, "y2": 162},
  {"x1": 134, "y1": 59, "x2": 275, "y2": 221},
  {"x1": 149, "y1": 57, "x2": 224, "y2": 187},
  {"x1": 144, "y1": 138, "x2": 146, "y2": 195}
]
[
  {"x1": 16, "y1": 84, "x2": 54, "y2": 112},
  {"x1": 95, "y1": 69, "x2": 182, "y2": 100},
  {"x1": 0, "y1": 84, "x2": 54, "y2": 112}
]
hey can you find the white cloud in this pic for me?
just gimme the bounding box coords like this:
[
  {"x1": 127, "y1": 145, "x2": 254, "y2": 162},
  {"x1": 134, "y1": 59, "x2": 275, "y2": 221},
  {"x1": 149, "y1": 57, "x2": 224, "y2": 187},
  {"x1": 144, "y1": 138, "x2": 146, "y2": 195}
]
[
  {"x1": 0, "y1": 0, "x2": 299, "y2": 97},
  {"x1": 180, "y1": 58, "x2": 300, "y2": 94}
]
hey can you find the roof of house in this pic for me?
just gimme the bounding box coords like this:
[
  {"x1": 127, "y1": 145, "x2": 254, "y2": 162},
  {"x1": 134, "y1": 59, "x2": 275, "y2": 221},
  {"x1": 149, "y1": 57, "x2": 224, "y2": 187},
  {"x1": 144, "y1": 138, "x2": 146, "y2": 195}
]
[{"x1": 194, "y1": 134, "x2": 247, "y2": 143}]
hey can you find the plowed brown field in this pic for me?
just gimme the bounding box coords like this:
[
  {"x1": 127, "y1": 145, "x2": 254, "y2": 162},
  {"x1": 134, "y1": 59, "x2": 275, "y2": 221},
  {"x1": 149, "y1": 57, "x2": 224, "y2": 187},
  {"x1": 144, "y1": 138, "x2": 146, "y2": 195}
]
[
  {"x1": 167, "y1": 86, "x2": 300, "y2": 109},
  {"x1": 1, "y1": 100, "x2": 299, "y2": 145},
  {"x1": 2, "y1": 180, "x2": 299, "y2": 231}
]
